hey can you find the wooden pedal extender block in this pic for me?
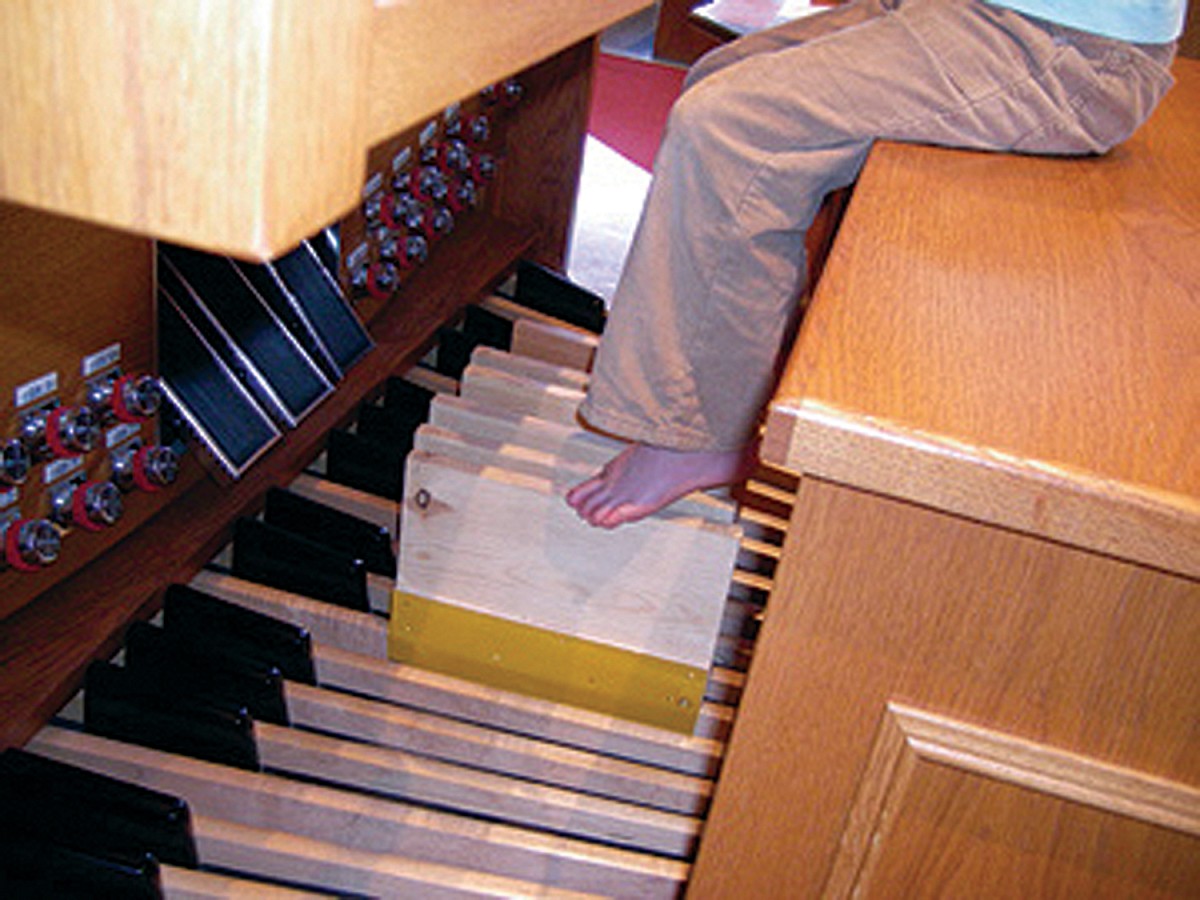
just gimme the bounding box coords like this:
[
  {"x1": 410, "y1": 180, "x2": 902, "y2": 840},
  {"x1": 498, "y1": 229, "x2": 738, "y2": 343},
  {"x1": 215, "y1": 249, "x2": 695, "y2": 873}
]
[{"x1": 391, "y1": 450, "x2": 743, "y2": 734}]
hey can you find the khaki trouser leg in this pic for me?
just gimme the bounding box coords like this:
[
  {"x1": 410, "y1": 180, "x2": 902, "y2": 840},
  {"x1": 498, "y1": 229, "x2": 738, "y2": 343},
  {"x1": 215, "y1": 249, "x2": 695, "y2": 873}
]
[{"x1": 578, "y1": 0, "x2": 1176, "y2": 452}]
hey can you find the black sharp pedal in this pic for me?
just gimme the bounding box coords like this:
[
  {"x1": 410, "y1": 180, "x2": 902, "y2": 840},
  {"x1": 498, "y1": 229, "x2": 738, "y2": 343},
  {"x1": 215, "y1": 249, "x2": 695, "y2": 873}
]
[
  {"x1": 463, "y1": 304, "x2": 513, "y2": 351},
  {"x1": 232, "y1": 517, "x2": 370, "y2": 612},
  {"x1": 83, "y1": 661, "x2": 260, "y2": 772},
  {"x1": 383, "y1": 376, "x2": 434, "y2": 418},
  {"x1": 161, "y1": 584, "x2": 316, "y2": 686},
  {"x1": 263, "y1": 486, "x2": 395, "y2": 577},
  {"x1": 511, "y1": 259, "x2": 607, "y2": 334},
  {"x1": 354, "y1": 402, "x2": 425, "y2": 450},
  {"x1": 0, "y1": 748, "x2": 197, "y2": 873},
  {"x1": 123, "y1": 621, "x2": 289, "y2": 726},
  {"x1": 0, "y1": 839, "x2": 162, "y2": 900},
  {"x1": 433, "y1": 326, "x2": 474, "y2": 379},
  {"x1": 324, "y1": 428, "x2": 405, "y2": 501}
]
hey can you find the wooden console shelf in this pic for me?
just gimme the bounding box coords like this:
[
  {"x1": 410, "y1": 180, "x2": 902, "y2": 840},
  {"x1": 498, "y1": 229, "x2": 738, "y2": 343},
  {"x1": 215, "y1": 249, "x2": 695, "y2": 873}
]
[
  {"x1": 0, "y1": 0, "x2": 649, "y2": 259},
  {"x1": 690, "y1": 59, "x2": 1200, "y2": 898}
]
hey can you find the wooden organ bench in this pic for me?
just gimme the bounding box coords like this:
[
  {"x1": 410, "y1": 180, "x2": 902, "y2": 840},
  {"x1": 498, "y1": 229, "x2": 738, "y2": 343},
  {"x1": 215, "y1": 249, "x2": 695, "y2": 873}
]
[{"x1": 689, "y1": 57, "x2": 1200, "y2": 897}]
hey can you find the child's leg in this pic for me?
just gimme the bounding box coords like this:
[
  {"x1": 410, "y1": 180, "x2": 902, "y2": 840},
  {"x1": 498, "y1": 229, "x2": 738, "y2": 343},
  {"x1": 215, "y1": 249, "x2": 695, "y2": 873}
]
[{"x1": 569, "y1": 0, "x2": 1176, "y2": 527}]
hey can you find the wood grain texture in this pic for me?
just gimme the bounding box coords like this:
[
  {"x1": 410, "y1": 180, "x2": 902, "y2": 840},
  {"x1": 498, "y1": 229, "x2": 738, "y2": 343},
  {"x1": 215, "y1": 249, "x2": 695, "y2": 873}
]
[
  {"x1": 282, "y1": 681, "x2": 714, "y2": 816},
  {"x1": 459, "y1": 361, "x2": 587, "y2": 427},
  {"x1": 688, "y1": 61, "x2": 1200, "y2": 882},
  {"x1": 470, "y1": 345, "x2": 591, "y2": 392},
  {"x1": 828, "y1": 703, "x2": 1200, "y2": 897},
  {"x1": 429, "y1": 393, "x2": 622, "y2": 470},
  {"x1": 764, "y1": 61, "x2": 1200, "y2": 577},
  {"x1": 367, "y1": 1, "x2": 650, "y2": 147},
  {"x1": 0, "y1": 0, "x2": 370, "y2": 259},
  {"x1": 511, "y1": 317, "x2": 598, "y2": 371},
  {"x1": 690, "y1": 479, "x2": 1200, "y2": 898},
  {"x1": 30, "y1": 726, "x2": 679, "y2": 898},
  {"x1": 858, "y1": 759, "x2": 1200, "y2": 899},
  {"x1": 0, "y1": 1, "x2": 648, "y2": 258},
  {"x1": 399, "y1": 450, "x2": 741, "y2": 669}
]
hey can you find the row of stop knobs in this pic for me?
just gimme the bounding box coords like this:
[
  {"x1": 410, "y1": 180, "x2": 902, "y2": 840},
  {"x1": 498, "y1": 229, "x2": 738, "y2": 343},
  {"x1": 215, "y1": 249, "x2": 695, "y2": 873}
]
[
  {"x1": 1, "y1": 373, "x2": 179, "y2": 572},
  {"x1": 356, "y1": 80, "x2": 520, "y2": 300},
  {"x1": 358, "y1": 139, "x2": 497, "y2": 300}
]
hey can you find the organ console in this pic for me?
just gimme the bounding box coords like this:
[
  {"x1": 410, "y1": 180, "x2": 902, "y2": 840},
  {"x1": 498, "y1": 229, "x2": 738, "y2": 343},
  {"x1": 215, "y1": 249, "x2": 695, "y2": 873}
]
[{"x1": 1, "y1": 1, "x2": 1198, "y2": 895}]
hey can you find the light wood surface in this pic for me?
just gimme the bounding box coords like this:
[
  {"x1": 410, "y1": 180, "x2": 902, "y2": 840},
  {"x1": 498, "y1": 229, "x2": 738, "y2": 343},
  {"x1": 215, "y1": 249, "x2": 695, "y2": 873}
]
[
  {"x1": 459, "y1": 360, "x2": 588, "y2": 427},
  {"x1": 399, "y1": 450, "x2": 741, "y2": 670},
  {"x1": 0, "y1": 0, "x2": 370, "y2": 259},
  {"x1": 692, "y1": 483, "x2": 1200, "y2": 897},
  {"x1": 429, "y1": 393, "x2": 623, "y2": 469},
  {"x1": 0, "y1": 0, "x2": 650, "y2": 258},
  {"x1": 367, "y1": 1, "x2": 650, "y2": 146},
  {"x1": 188, "y1": 568, "x2": 729, "y2": 777},
  {"x1": 691, "y1": 60, "x2": 1200, "y2": 898},
  {"x1": 511, "y1": 317, "x2": 599, "y2": 371},
  {"x1": 31, "y1": 726, "x2": 678, "y2": 898},
  {"x1": 470, "y1": 345, "x2": 591, "y2": 392},
  {"x1": 55, "y1": 692, "x2": 703, "y2": 858}
]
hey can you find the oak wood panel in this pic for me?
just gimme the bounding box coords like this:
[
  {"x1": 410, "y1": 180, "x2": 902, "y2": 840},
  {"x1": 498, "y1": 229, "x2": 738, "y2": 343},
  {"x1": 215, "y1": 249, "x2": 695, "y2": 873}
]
[
  {"x1": 764, "y1": 61, "x2": 1200, "y2": 578},
  {"x1": 829, "y1": 704, "x2": 1199, "y2": 897},
  {"x1": 689, "y1": 479, "x2": 1200, "y2": 897},
  {"x1": 857, "y1": 730, "x2": 1200, "y2": 898},
  {"x1": 692, "y1": 58, "x2": 1200, "y2": 900},
  {"x1": 0, "y1": 0, "x2": 371, "y2": 260},
  {"x1": 0, "y1": 1, "x2": 649, "y2": 259},
  {"x1": 368, "y1": 1, "x2": 650, "y2": 147}
]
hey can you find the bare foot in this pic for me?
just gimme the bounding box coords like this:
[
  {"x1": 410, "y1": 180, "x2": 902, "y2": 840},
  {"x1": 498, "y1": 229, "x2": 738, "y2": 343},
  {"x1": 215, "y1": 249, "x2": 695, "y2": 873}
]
[{"x1": 565, "y1": 442, "x2": 757, "y2": 528}]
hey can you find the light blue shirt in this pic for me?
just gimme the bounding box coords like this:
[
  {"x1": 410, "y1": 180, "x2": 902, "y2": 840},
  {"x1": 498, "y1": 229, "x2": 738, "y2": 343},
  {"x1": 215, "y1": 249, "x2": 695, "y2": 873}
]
[{"x1": 986, "y1": 0, "x2": 1187, "y2": 43}]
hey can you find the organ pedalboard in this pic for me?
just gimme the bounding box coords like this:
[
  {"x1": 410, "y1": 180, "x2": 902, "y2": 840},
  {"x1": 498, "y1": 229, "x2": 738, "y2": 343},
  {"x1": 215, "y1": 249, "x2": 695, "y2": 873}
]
[
  {"x1": 0, "y1": 39, "x2": 790, "y2": 897},
  {"x1": 4, "y1": 292, "x2": 784, "y2": 897}
]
